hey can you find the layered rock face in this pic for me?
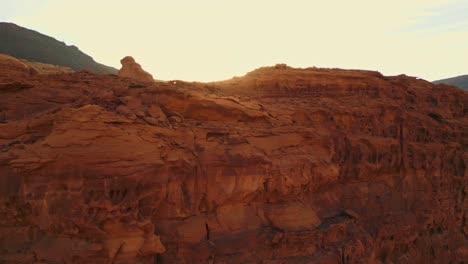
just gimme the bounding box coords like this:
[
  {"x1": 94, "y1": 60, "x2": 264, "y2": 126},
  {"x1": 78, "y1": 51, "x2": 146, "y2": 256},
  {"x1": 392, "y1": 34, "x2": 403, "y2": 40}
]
[
  {"x1": 0, "y1": 64, "x2": 466, "y2": 263},
  {"x1": 118, "y1": 56, "x2": 154, "y2": 82}
]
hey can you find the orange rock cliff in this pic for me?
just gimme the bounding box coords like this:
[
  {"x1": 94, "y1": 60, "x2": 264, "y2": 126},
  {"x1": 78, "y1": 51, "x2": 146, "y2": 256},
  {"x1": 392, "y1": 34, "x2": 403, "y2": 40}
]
[{"x1": 0, "y1": 60, "x2": 466, "y2": 263}]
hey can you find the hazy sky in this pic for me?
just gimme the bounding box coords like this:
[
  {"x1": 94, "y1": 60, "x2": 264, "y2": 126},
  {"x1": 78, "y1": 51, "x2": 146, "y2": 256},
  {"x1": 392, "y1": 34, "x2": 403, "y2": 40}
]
[{"x1": 1, "y1": 0, "x2": 467, "y2": 81}]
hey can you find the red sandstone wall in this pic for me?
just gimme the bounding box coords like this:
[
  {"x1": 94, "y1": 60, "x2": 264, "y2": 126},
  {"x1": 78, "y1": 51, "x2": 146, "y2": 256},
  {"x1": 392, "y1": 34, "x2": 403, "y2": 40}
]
[{"x1": 0, "y1": 66, "x2": 466, "y2": 263}]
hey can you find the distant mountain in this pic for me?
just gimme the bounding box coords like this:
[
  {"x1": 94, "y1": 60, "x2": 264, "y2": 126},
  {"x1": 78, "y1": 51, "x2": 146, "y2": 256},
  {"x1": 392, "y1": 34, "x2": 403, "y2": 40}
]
[
  {"x1": 433, "y1": 74, "x2": 468, "y2": 91},
  {"x1": 0, "y1": 22, "x2": 117, "y2": 74}
]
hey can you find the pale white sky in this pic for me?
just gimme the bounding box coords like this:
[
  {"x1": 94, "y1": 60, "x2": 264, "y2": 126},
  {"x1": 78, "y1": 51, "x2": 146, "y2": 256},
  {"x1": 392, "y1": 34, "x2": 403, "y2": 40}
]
[{"x1": 1, "y1": 0, "x2": 467, "y2": 81}]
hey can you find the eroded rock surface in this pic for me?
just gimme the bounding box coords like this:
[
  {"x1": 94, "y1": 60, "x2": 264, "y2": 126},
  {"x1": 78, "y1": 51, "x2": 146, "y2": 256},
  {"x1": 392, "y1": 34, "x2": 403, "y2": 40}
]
[
  {"x1": 118, "y1": 56, "x2": 153, "y2": 82},
  {"x1": 0, "y1": 64, "x2": 466, "y2": 263}
]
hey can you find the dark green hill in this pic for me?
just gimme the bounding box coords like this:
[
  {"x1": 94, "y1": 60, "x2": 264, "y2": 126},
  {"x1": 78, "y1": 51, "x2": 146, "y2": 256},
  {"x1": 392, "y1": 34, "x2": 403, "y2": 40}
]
[
  {"x1": 0, "y1": 22, "x2": 117, "y2": 74},
  {"x1": 433, "y1": 74, "x2": 468, "y2": 91}
]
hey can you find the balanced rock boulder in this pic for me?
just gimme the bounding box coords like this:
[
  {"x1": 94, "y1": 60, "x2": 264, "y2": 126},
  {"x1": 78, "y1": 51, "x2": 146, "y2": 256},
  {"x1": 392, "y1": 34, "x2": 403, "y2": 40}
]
[{"x1": 118, "y1": 56, "x2": 153, "y2": 82}]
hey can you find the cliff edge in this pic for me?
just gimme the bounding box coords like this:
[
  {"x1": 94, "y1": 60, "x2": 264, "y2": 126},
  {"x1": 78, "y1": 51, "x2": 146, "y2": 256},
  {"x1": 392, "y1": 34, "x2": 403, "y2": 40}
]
[{"x1": 0, "y1": 63, "x2": 466, "y2": 263}]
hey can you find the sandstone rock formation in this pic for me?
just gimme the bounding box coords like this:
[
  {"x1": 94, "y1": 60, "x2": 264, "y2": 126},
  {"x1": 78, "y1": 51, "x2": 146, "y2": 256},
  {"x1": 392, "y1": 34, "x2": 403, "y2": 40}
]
[
  {"x1": 0, "y1": 53, "x2": 38, "y2": 78},
  {"x1": 0, "y1": 64, "x2": 466, "y2": 263},
  {"x1": 118, "y1": 56, "x2": 154, "y2": 82},
  {"x1": 20, "y1": 59, "x2": 74, "y2": 75}
]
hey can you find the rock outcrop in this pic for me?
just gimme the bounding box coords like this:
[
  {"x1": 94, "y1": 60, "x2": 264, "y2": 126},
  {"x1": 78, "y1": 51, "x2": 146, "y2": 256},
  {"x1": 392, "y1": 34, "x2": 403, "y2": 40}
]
[
  {"x1": 118, "y1": 56, "x2": 154, "y2": 82},
  {"x1": 0, "y1": 64, "x2": 466, "y2": 263},
  {"x1": 0, "y1": 53, "x2": 38, "y2": 78},
  {"x1": 20, "y1": 59, "x2": 74, "y2": 75}
]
